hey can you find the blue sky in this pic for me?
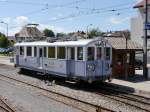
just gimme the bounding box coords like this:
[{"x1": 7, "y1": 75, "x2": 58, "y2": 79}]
[{"x1": 0, "y1": 0, "x2": 141, "y2": 35}]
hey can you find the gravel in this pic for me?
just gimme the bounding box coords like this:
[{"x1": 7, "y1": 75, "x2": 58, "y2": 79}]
[{"x1": 0, "y1": 65, "x2": 148, "y2": 112}]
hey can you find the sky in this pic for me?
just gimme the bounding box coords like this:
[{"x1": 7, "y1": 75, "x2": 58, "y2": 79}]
[{"x1": 0, "y1": 0, "x2": 142, "y2": 36}]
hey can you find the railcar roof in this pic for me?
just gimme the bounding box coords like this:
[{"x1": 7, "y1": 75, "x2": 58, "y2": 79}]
[{"x1": 15, "y1": 39, "x2": 98, "y2": 47}]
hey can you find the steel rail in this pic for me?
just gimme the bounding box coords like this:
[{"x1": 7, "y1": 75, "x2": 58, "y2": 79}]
[{"x1": 0, "y1": 74, "x2": 114, "y2": 112}]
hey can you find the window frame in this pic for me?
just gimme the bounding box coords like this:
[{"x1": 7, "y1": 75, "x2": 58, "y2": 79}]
[
  {"x1": 26, "y1": 46, "x2": 32, "y2": 57},
  {"x1": 48, "y1": 46, "x2": 56, "y2": 59},
  {"x1": 77, "y1": 47, "x2": 83, "y2": 61},
  {"x1": 105, "y1": 47, "x2": 111, "y2": 60},
  {"x1": 57, "y1": 47, "x2": 66, "y2": 60},
  {"x1": 87, "y1": 47, "x2": 95, "y2": 61},
  {"x1": 20, "y1": 46, "x2": 24, "y2": 56}
]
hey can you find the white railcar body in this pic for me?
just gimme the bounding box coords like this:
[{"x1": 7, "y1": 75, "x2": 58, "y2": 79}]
[{"x1": 15, "y1": 38, "x2": 112, "y2": 82}]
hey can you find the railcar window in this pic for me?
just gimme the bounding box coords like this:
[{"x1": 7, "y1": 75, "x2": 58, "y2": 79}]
[
  {"x1": 71, "y1": 48, "x2": 75, "y2": 60},
  {"x1": 57, "y1": 47, "x2": 66, "y2": 59},
  {"x1": 97, "y1": 47, "x2": 101, "y2": 59},
  {"x1": 20, "y1": 47, "x2": 24, "y2": 55},
  {"x1": 27, "y1": 47, "x2": 32, "y2": 56},
  {"x1": 48, "y1": 47, "x2": 55, "y2": 58},
  {"x1": 105, "y1": 48, "x2": 110, "y2": 60},
  {"x1": 88, "y1": 47, "x2": 95, "y2": 61},
  {"x1": 34, "y1": 47, "x2": 37, "y2": 57},
  {"x1": 77, "y1": 47, "x2": 83, "y2": 60},
  {"x1": 44, "y1": 47, "x2": 47, "y2": 57}
]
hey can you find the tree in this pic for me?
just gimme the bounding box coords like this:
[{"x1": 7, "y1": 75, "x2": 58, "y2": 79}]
[
  {"x1": 88, "y1": 28, "x2": 104, "y2": 39},
  {"x1": 43, "y1": 28, "x2": 55, "y2": 37},
  {"x1": 0, "y1": 34, "x2": 10, "y2": 48},
  {"x1": 56, "y1": 32, "x2": 66, "y2": 37}
]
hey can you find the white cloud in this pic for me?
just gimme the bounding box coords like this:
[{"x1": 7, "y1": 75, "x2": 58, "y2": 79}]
[
  {"x1": 14, "y1": 16, "x2": 29, "y2": 25},
  {"x1": 2, "y1": 17, "x2": 11, "y2": 24},
  {"x1": 38, "y1": 24, "x2": 66, "y2": 33},
  {"x1": 109, "y1": 17, "x2": 130, "y2": 25}
]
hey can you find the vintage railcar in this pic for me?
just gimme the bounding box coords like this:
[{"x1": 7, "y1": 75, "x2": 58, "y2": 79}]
[{"x1": 14, "y1": 38, "x2": 112, "y2": 82}]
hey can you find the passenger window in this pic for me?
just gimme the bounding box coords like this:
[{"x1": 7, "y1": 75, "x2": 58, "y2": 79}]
[
  {"x1": 27, "y1": 47, "x2": 32, "y2": 56},
  {"x1": 71, "y1": 48, "x2": 75, "y2": 60},
  {"x1": 34, "y1": 47, "x2": 37, "y2": 57},
  {"x1": 87, "y1": 47, "x2": 95, "y2": 61},
  {"x1": 57, "y1": 47, "x2": 66, "y2": 59},
  {"x1": 44, "y1": 47, "x2": 47, "y2": 57},
  {"x1": 97, "y1": 47, "x2": 101, "y2": 59},
  {"x1": 20, "y1": 46, "x2": 24, "y2": 56},
  {"x1": 77, "y1": 47, "x2": 83, "y2": 60},
  {"x1": 48, "y1": 47, "x2": 55, "y2": 58},
  {"x1": 105, "y1": 48, "x2": 110, "y2": 60}
]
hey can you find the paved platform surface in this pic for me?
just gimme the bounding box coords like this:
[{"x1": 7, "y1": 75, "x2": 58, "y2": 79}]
[
  {"x1": 0, "y1": 56, "x2": 150, "y2": 93},
  {"x1": 0, "y1": 56, "x2": 14, "y2": 66}
]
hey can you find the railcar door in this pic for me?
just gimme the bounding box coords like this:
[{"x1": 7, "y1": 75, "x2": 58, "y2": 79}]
[
  {"x1": 103, "y1": 47, "x2": 112, "y2": 76},
  {"x1": 67, "y1": 47, "x2": 75, "y2": 77},
  {"x1": 38, "y1": 47, "x2": 43, "y2": 69}
]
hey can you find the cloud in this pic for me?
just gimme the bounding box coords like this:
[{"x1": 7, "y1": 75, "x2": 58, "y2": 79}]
[
  {"x1": 38, "y1": 24, "x2": 66, "y2": 33},
  {"x1": 109, "y1": 17, "x2": 130, "y2": 25},
  {"x1": 14, "y1": 16, "x2": 29, "y2": 25}
]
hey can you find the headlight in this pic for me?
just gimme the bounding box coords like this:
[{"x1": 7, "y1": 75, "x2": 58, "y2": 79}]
[{"x1": 87, "y1": 63, "x2": 95, "y2": 71}]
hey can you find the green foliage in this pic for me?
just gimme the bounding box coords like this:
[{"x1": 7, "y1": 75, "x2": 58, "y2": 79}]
[
  {"x1": 43, "y1": 28, "x2": 55, "y2": 37},
  {"x1": 88, "y1": 28, "x2": 104, "y2": 39},
  {"x1": 56, "y1": 32, "x2": 66, "y2": 37},
  {"x1": 0, "y1": 34, "x2": 10, "y2": 48}
]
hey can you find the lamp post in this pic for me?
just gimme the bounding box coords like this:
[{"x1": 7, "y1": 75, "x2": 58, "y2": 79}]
[
  {"x1": 0, "y1": 21, "x2": 8, "y2": 38},
  {"x1": 86, "y1": 24, "x2": 92, "y2": 39}
]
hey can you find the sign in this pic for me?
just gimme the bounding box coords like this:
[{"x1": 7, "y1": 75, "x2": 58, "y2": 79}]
[{"x1": 145, "y1": 23, "x2": 150, "y2": 30}]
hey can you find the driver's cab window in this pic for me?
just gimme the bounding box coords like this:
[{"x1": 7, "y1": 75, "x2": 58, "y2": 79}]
[{"x1": 87, "y1": 47, "x2": 95, "y2": 61}]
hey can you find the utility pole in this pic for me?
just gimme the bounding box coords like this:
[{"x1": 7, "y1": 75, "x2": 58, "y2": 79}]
[{"x1": 143, "y1": 0, "x2": 148, "y2": 78}]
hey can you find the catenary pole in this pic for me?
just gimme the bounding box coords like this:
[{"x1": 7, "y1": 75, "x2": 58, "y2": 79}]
[{"x1": 143, "y1": 0, "x2": 148, "y2": 78}]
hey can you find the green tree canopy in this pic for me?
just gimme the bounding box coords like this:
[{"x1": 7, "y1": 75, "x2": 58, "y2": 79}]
[
  {"x1": 43, "y1": 28, "x2": 55, "y2": 37},
  {"x1": 88, "y1": 28, "x2": 104, "y2": 39},
  {"x1": 0, "y1": 34, "x2": 10, "y2": 48},
  {"x1": 56, "y1": 32, "x2": 66, "y2": 37}
]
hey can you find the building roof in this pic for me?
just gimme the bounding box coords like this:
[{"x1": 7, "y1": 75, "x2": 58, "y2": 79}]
[
  {"x1": 105, "y1": 37, "x2": 142, "y2": 50},
  {"x1": 103, "y1": 30, "x2": 130, "y2": 39},
  {"x1": 15, "y1": 26, "x2": 44, "y2": 38},
  {"x1": 134, "y1": 0, "x2": 150, "y2": 8}
]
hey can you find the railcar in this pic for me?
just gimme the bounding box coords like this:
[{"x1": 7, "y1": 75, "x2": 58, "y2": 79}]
[{"x1": 14, "y1": 37, "x2": 112, "y2": 83}]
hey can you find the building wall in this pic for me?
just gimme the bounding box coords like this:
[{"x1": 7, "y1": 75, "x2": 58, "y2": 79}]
[{"x1": 131, "y1": 7, "x2": 150, "y2": 48}]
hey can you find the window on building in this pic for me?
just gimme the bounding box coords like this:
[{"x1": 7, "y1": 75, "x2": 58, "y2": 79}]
[
  {"x1": 87, "y1": 47, "x2": 95, "y2": 61},
  {"x1": 71, "y1": 48, "x2": 75, "y2": 60},
  {"x1": 97, "y1": 47, "x2": 101, "y2": 59},
  {"x1": 44, "y1": 47, "x2": 47, "y2": 57},
  {"x1": 34, "y1": 47, "x2": 37, "y2": 57},
  {"x1": 105, "y1": 47, "x2": 110, "y2": 60},
  {"x1": 27, "y1": 47, "x2": 32, "y2": 56},
  {"x1": 77, "y1": 47, "x2": 83, "y2": 60},
  {"x1": 48, "y1": 47, "x2": 55, "y2": 58},
  {"x1": 57, "y1": 47, "x2": 66, "y2": 59},
  {"x1": 20, "y1": 46, "x2": 24, "y2": 55}
]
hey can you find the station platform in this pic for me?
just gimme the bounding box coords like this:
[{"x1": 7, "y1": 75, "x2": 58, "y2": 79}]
[{"x1": 110, "y1": 70, "x2": 150, "y2": 93}]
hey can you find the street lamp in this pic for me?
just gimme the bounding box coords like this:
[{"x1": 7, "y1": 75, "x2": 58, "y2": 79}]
[
  {"x1": 86, "y1": 24, "x2": 93, "y2": 39},
  {"x1": 0, "y1": 21, "x2": 8, "y2": 38}
]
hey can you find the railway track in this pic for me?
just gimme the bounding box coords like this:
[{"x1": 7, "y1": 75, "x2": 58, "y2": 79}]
[
  {"x1": 90, "y1": 83, "x2": 150, "y2": 112},
  {"x1": 0, "y1": 98, "x2": 15, "y2": 112},
  {"x1": 0, "y1": 64, "x2": 150, "y2": 111},
  {"x1": 0, "y1": 74, "x2": 114, "y2": 112}
]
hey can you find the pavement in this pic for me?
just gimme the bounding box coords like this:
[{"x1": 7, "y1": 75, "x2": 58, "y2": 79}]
[
  {"x1": 0, "y1": 56, "x2": 14, "y2": 66},
  {"x1": 0, "y1": 56, "x2": 150, "y2": 93}
]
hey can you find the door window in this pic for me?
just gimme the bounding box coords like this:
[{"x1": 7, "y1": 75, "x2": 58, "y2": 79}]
[
  {"x1": 20, "y1": 46, "x2": 24, "y2": 56},
  {"x1": 27, "y1": 47, "x2": 32, "y2": 56},
  {"x1": 97, "y1": 47, "x2": 101, "y2": 59},
  {"x1": 105, "y1": 48, "x2": 111, "y2": 60},
  {"x1": 87, "y1": 47, "x2": 95, "y2": 61},
  {"x1": 77, "y1": 47, "x2": 83, "y2": 60}
]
